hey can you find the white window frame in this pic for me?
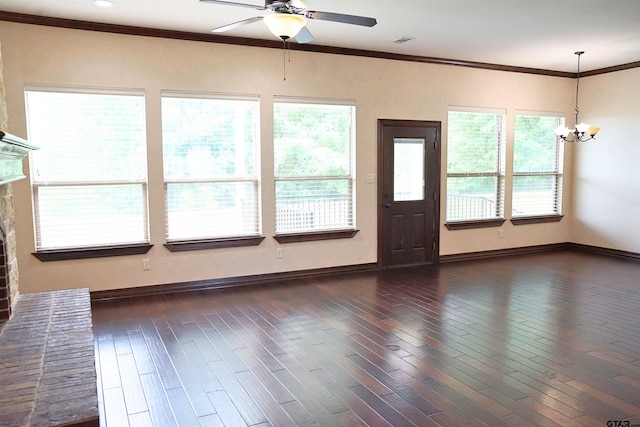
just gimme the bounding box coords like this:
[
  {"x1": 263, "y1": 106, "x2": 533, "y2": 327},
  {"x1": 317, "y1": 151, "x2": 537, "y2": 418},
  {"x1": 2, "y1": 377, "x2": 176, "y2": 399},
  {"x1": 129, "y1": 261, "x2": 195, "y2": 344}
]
[
  {"x1": 512, "y1": 110, "x2": 565, "y2": 219},
  {"x1": 273, "y1": 97, "x2": 356, "y2": 238},
  {"x1": 446, "y1": 106, "x2": 507, "y2": 225},
  {"x1": 161, "y1": 92, "x2": 261, "y2": 247},
  {"x1": 25, "y1": 87, "x2": 149, "y2": 255}
]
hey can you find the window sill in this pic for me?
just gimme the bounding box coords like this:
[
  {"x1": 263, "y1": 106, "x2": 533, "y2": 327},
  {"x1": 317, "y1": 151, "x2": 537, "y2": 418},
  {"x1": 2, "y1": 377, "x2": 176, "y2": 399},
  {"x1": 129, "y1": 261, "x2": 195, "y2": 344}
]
[
  {"x1": 511, "y1": 215, "x2": 563, "y2": 225},
  {"x1": 445, "y1": 219, "x2": 506, "y2": 230},
  {"x1": 164, "y1": 236, "x2": 265, "y2": 252},
  {"x1": 274, "y1": 229, "x2": 359, "y2": 244},
  {"x1": 32, "y1": 243, "x2": 153, "y2": 261}
]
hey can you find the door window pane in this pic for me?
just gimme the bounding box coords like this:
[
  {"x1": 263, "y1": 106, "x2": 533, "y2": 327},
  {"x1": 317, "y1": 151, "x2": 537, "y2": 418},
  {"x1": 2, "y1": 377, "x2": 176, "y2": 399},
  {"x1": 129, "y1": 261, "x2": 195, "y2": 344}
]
[{"x1": 394, "y1": 138, "x2": 424, "y2": 201}]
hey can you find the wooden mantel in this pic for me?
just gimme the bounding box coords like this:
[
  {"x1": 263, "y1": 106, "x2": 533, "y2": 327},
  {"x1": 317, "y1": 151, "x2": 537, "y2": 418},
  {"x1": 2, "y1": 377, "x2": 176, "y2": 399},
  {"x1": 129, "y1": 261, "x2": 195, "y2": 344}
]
[{"x1": 0, "y1": 131, "x2": 39, "y2": 185}]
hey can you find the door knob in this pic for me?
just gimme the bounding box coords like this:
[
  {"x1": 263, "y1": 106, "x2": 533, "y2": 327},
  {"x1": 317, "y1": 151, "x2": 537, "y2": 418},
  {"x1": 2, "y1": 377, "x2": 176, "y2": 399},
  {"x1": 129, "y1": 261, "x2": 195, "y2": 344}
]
[{"x1": 383, "y1": 203, "x2": 391, "y2": 208}]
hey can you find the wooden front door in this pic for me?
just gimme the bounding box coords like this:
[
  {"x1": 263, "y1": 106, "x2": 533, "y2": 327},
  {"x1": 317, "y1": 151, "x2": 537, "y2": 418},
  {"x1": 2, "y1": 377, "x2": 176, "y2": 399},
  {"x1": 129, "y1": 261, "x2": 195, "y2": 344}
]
[{"x1": 378, "y1": 119, "x2": 441, "y2": 268}]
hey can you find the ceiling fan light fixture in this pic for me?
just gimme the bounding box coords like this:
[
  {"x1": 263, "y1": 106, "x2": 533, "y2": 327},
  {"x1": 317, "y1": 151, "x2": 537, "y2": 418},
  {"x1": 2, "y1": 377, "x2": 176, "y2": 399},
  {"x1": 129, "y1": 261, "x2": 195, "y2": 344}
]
[
  {"x1": 264, "y1": 14, "x2": 306, "y2": 41},
  {"x1": 289, "y1": 0, "x2": 307, "y2": 8},
  {"x1": 93, "y1": 0, "x2": 114, "y2": 7}
]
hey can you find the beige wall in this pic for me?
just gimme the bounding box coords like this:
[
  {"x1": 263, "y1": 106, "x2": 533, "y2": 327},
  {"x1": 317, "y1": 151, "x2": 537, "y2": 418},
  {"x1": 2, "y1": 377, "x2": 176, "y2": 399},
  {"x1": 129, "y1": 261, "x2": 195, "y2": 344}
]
[
  {"x1": 1, "y1": 22, "x2": 582, "y2": 293},
  {"x1": 570, "y1": 68, "x2": 640, "y2": 252}
]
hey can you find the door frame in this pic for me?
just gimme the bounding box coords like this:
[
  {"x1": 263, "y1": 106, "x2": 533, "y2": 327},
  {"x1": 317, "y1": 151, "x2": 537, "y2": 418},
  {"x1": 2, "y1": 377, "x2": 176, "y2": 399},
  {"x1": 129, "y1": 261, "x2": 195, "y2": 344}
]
[{"x1": 377, "y1": 119, "x2": 442, "y2": 269}]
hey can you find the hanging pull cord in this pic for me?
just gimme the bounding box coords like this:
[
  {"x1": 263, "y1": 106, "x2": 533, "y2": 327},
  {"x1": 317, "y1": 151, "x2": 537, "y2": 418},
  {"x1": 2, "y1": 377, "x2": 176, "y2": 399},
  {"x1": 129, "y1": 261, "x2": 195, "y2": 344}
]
[{"x1": 280, "y1": 36, "x2": 291, "y2": 81}]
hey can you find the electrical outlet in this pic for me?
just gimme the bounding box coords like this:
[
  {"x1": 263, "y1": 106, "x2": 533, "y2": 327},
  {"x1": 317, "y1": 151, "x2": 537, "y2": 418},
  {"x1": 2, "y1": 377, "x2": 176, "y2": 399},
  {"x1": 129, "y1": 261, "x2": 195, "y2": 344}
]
[
  {"x1": 498, "y1": 229, "x2": 504, "y2": 238},
  {"x1": 276, "y1": 248, "x2": 283, "y2": 259},
  {"x1": 142, "y1": 258, "x2": 151, "y2": 270}
]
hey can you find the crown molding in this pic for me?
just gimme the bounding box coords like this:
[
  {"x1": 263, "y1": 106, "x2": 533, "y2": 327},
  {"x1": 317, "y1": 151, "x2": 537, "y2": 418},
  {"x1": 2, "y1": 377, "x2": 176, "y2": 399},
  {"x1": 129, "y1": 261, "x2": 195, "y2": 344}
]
[
  {"x1": 2, "y1": 11, "x2": 638, "y2": 78},
  {"x1": 0, "y1": 11, "x2": 573, "y2": 77}
]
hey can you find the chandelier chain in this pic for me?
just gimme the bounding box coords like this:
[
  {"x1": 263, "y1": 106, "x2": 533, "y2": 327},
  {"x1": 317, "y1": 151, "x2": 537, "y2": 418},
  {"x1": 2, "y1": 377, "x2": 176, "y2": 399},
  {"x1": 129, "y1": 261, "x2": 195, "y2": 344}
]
[{"x1": 574, "y1": 51, "x2": 583, "y2": 124}]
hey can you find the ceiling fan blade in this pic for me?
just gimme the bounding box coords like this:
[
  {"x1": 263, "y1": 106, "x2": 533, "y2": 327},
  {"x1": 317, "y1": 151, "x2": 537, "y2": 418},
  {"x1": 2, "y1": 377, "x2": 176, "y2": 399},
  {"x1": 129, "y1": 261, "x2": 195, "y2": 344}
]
[
  {"x1": 305, "y1": 10, "x2": 377, "y2": 27},
  {"x1": 199, "y1": 0, "x2": 266, "y2": 10},
  {"x1": 294, "y1": 26, "x2": 314, "y2": 44},
  {"x1": 211, "y1": 16, "x2": 264, "y2": 33}
]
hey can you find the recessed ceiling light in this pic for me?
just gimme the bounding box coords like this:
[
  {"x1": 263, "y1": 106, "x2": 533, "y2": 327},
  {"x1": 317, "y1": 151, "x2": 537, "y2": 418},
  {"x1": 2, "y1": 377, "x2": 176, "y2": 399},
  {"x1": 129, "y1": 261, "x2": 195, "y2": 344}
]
[
  {"x1": 93, "y1": 0, "x2": 114, "y2": 7},
  {"x1": 394, "y1": 37, "x2": 415, "y2": 44}
]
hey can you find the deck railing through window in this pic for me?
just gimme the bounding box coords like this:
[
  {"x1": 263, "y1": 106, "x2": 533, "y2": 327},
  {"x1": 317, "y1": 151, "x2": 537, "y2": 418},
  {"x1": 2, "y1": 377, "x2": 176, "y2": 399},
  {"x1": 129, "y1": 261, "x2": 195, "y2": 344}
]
[
  {"x1": 446, "y1": 194, "x2": 496, "y2": 221},
  {"x1": 276, "y1": 197, "x2": 350, "y2": 233},
  {"x1": 277, "y1": 195, "x2": 498, "y2": 231}
]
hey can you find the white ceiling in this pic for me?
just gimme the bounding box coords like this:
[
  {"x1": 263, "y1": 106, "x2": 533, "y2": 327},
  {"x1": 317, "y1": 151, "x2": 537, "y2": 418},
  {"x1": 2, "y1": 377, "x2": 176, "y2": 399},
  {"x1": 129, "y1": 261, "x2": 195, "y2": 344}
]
[{"x1": 1, "y1": 0, "x2": 639, "y2": 73}]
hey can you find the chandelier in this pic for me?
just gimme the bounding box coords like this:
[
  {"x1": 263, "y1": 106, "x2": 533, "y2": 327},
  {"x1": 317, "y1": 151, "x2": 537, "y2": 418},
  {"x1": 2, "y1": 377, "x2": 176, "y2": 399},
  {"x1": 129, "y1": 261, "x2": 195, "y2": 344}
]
[{"x1": 555, "y1": 51, "x2": 600, "y2": 142}]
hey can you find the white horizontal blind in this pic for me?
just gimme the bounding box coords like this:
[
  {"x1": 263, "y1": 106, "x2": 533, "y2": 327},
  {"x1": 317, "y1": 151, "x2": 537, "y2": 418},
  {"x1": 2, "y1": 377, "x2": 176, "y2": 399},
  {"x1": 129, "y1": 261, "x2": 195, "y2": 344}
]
[
  {"x1": 513, "y1": 113, "x2": 564, "y2": 216},
  {"x1": 274, "y1": 100, "x2": 355, "y2": 234},
  {"x1": 162, "y1": 94, "x2": 260, "y2": 241},
  {"x1": 446, "y1": 108, "x2": 506, "y2": 221},
  {"x1": 26, "y1": 88, "x2": 148, "y2": 250}
]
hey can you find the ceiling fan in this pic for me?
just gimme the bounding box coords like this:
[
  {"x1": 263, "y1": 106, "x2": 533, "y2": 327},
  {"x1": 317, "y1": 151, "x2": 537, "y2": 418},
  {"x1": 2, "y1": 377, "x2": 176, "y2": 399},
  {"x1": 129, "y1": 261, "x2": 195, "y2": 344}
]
[{"x1": 200, "y1": 0, "x2": 377, "y2": 44}]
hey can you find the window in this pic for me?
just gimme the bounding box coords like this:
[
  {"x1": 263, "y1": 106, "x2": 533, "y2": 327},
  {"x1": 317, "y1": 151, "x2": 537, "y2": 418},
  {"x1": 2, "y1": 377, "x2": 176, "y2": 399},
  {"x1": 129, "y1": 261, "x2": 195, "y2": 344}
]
[
  {"x1": 512, "y1": 112, "x2": 564, "y2": 218},
  {"x1": 25, "y1": 88, "x2": 148, "y2": 252},
  {"x1": 446, "y1": 107, "x2": 506, "y2": 224},
  {"x1": 162, "y1": 93, "x2": 260, "y2": 243},
  {"x1": 273, "y1": 99, "x2": 355, "y2": 236}
]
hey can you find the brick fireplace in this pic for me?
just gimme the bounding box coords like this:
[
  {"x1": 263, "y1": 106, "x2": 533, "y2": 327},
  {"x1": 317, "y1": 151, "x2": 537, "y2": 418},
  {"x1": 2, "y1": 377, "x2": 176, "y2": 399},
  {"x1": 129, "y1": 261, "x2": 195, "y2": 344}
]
[
  {"x1": 0, "y1": 221, "x2": 10, "y2": 321},
  {"x1": 0, "y1": 133, "x2": 31, "y2": 324},
  {"x1": 0, "y1": 41, "x2": 100, "y2": 427},
  {"x1": 0, "y1": 39, "x2": 19, "y2": 325},
  {"x1": 0, "y1": 39, "x2": 40, "y2": 324}
]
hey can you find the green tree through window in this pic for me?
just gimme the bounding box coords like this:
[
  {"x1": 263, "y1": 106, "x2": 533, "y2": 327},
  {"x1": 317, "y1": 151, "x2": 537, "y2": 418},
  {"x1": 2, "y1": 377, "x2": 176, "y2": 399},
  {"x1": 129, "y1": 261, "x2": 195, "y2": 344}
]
[
  {"x1": 25, "y1": 89, "x2": 148, "y2": 249},
  {"x1": 446, "y1": 108, "x2": 506, "y2": 221},
  {"x1": 513, "y1": 113, "x2": 564, "y2": 216},
  {"x1": 274, "y1": 101, "x2": 355, "y2": 233},
  {"x1": 162, "y1": 94, "x2": 260, "y2": 240}
]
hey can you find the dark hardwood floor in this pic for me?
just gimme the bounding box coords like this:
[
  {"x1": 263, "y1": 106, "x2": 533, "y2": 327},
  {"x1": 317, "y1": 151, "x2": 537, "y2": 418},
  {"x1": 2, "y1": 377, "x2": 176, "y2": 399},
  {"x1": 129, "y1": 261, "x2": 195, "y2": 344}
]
[{"x1": 91, "y1": 250, "x2": 640, "y2": 426}]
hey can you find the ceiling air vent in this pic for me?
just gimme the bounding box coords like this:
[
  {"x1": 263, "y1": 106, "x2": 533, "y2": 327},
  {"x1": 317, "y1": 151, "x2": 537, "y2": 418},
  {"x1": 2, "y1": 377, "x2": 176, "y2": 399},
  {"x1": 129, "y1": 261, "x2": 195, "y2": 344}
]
[{"x1": 394, "y1": 37, "x2": 415, "y2": 44}]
